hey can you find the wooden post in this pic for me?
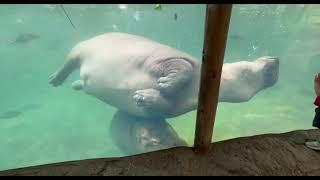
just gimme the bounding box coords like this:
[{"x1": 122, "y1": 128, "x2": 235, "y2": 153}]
[{"x1": 194, "y1": 4, "x2": 233, "y2": 154}]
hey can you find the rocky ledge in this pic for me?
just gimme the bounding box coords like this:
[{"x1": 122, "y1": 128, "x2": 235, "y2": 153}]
[{"x1": 0, "y1": 129, "x2": 319, "y2": 176}]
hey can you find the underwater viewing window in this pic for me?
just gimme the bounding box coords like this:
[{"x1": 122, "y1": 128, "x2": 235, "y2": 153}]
[
  {"x1": 0, "y1": 4, "x2": 319, "y2": 172},
  {"x1": 213, "y1": 4, "x2": 319, "y2": 142}
]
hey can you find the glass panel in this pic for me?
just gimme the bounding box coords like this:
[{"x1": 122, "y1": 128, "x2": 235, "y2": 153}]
[
  {"x1": 214, "y1": 4, "x2": 318, "y2": 141},
  {"x1": 0, "y1": 4, "x2": 205, "y2": 171}
]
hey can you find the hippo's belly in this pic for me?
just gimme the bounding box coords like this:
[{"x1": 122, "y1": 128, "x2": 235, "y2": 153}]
[
  {"x1": 79, "y1": 61, "x2": 157, "y2": 116},
  {"x1": 80, "y1": 60, "x2": 156, "y2": 90}
]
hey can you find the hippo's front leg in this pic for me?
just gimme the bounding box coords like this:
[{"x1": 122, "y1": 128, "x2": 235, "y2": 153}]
[
  {"x1": 132, "y1": 58, "x2": 194, "y2": 114},
  {"x1": 154, "y1": 58, "x2": 194, "y2": 95},
  {"x1": 133, "y1": 88, "x2": 173, "y2": 116}
]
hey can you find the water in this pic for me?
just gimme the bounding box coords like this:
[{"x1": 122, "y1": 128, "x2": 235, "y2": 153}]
[{"x1": 0, "y1": 4, "x2": 319, "y2": 171}]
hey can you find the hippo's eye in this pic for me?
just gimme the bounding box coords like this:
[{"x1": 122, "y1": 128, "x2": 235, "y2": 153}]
[
  {"x1": 151, "y1": 138, "x2": 160, "y2": 145},
  {"x1": 241, "y1": 68, "x2": 251, "y2": 77},
  {"x1": 265, "y1": 66, "x2": 273, "y2": 76},
  {"x1": 239, "y1": 68, "x2": 255, "y2": 83}
]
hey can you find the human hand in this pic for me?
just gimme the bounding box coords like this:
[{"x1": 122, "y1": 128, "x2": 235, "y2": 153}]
[{"x1": 314, "y1": 73, "x2": 320, "y2": 96}]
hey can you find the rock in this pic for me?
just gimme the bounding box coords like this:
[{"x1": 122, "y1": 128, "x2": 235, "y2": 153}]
[{"x1": 0, "y1": 129, "x2": 319, "y2": 176}]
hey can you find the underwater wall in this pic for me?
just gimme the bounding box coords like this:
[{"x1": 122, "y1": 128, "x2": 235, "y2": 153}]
[{"x1": 0, "y1": 4, "x2": 319, "y2": 171}]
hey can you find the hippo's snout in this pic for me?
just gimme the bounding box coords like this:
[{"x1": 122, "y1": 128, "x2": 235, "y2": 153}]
[{"x1": 262, "y1": 57, "x2": 280, "y2": 88}]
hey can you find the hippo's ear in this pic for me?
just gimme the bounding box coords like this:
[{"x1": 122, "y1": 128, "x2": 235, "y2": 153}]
[{"x1": 136, "y1": 128, "x2": 149, "y2": 140}]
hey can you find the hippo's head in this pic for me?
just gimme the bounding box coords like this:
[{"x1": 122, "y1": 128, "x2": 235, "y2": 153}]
[
  {"x1": 134, "y1": 120, "x2": 188, "y2": 153},
  {"x1": 254, "y1": 56, "x2": 280, "y2": 88}
]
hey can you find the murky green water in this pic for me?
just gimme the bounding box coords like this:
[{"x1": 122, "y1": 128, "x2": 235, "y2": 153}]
[{"x1": 0, "y1": 4, "x2": 319, "y2": 171}]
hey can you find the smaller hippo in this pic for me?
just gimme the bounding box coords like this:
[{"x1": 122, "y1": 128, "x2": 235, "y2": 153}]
[{"x1": 109, "y1": 110, "x2": 188, "y2": 155}]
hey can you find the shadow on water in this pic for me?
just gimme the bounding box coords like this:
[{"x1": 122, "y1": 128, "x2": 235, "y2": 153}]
[
  {"x1": 0, "y1": 103, "x2": 42, "y2": 120},
  {"x1": 19, "y1": 103, "x2": 42, "y2": 111},
  {"x1": 8, "y1": 33, "x2": 40, "y2": 45},
  {"x1": 0, "y1": 111, "x2": 22, "y2": 119}
]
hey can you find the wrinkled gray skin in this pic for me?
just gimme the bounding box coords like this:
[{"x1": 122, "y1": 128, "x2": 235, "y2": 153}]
[
  {"x1": 49, "y1": 32, "x2": 279, "y2": 154},
  {"x1": 49, "y1": 32, "x2": 279, "y2": 119},
  {"x1": 110, "y1": 110, "x2": 188, "y2": 155}
]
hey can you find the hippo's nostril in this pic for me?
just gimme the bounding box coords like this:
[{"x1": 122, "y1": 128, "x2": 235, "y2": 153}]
[
  {"x1": 267, "y1": 56, "x2": 279, "y2": 60},
  {"x1": 266, "y1": 57, "x2": 280, "y2": 66}
]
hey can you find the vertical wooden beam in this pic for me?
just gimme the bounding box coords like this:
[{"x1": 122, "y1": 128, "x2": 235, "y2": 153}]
[{"x1": 194, "y1": 4, "x2": 233, "y2": 154}]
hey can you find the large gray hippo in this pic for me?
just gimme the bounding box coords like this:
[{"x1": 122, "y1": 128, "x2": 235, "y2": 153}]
[{"x1": 49, "y1": 32, "x2": 279, "y2": 119}]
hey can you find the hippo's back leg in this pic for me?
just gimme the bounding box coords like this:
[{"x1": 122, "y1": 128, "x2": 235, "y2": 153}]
[{"x1": 49, "y1": 48, "x2": 81, "y2": 87}]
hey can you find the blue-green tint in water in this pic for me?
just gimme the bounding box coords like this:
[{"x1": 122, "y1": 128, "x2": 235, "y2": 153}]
[{"x1": 0, "y1": 4, "x2": 319, "y2": 171}]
